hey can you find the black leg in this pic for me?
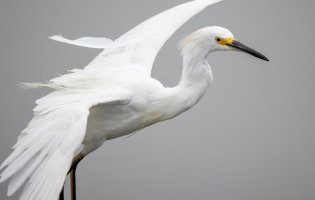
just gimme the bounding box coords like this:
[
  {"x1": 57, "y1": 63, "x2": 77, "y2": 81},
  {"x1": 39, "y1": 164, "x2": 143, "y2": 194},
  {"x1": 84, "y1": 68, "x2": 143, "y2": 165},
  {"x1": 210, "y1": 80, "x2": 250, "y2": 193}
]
[
  {"x1": 69, "y1": 153, "x2": 85, "y2": 200},
  {"x1": 59, "y1": 184, "x2": 65, "y2": 200},
  {"x1": 68, "y1": 153, "x2": 85, "y2": 174},
  {"x1": 57, "y1": 153, "x2": 85, "y2": 200},
  {"x1": 70, "y1": 165, "x2": 78, "y2": 200}
]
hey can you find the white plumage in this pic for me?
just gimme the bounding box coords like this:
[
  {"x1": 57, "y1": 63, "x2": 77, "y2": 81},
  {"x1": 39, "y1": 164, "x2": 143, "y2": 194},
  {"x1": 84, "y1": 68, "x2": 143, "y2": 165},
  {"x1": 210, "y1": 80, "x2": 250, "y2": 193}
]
[
  {"x1": 49, "y1": 35, "x2": 122, "y2": 49},
  {"x1": 0, "y1": 0, "x2": 269, "y2": 199}
]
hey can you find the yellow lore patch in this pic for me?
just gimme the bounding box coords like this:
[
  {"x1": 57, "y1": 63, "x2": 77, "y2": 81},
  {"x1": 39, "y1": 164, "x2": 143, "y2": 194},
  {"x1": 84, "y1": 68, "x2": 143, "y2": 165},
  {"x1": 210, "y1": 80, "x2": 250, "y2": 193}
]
[{"x1": 216, "y1": 37, "x2": 235, "y2": 46}]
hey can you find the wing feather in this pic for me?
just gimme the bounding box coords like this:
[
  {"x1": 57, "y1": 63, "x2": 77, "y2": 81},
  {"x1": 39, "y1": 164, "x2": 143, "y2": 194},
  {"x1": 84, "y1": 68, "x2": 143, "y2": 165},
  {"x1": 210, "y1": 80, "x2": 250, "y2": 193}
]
[
  {"x1": 0, "y1": 91, "x2": 131, "y2": 199},
  {"x1": 49, "y1": 35, "x2": 122, "y2": 49},
  {"x1": 87, "y1": 0, "x2": 223, "y2": 75},
  {"x1": 47, "y1": 0, "x2": 222, "y2": 76}
]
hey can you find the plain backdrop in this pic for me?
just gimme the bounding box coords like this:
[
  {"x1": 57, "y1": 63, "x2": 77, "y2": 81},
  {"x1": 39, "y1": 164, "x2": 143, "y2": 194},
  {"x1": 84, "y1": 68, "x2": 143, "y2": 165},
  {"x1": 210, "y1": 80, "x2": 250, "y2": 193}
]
[{"x1": 0, "y1": 0, "x2": 314, "y2": 200}]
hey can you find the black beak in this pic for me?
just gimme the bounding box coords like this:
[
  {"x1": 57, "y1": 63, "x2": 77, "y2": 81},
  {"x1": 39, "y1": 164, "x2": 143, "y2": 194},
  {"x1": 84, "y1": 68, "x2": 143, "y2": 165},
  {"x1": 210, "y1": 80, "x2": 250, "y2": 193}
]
[{"x1": 227, "y1": 40, "x2": 269, "y2": 61}]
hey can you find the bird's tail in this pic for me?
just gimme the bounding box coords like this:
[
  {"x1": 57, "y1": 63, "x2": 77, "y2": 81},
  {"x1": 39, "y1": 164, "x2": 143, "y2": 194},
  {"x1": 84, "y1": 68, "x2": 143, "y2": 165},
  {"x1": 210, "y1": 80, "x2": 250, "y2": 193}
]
[{"x1": 0, "y1": 105, "x2": 88, "y2": 200}]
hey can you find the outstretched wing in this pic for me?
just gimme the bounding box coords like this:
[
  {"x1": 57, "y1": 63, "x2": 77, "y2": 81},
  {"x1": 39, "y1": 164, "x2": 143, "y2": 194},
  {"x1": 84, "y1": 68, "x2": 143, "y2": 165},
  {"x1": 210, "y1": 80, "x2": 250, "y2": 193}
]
[
  {"x1": 51, "y1": 0, "x2": 222, "y2": 76},
  {"x1": 99, "y1": 0, "x2": 223, "y2": 73},
  {"x1": 0, "y1": 91, "x2": 130, "y2": 200}
]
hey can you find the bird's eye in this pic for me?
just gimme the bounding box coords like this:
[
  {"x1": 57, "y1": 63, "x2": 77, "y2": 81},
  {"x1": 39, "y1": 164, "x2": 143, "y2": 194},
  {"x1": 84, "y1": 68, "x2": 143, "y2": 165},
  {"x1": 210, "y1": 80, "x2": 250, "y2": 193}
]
[{"x1": 216, "y1": 37, "x2": 221, "y2": 42}]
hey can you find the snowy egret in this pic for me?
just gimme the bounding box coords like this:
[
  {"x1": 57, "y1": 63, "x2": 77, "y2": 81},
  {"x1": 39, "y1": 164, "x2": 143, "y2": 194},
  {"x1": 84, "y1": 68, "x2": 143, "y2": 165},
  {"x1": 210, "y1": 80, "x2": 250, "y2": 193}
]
[{"x1": 0, "y1": 0, "x2": 269, "y2": 200}]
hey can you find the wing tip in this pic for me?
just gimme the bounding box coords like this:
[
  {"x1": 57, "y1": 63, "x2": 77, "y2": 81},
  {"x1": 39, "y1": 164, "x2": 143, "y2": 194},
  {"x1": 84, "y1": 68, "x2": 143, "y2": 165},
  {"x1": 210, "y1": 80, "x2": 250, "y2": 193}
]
[
  {"x1": 0, "y1": 162, "x2": 7, "y2": 171},
  {"x1": 7, "y1": 187, "x2": 15, "y2": 196},
  {"x1": 48, "y1": 35, "x2": 67, "y2": 42}
]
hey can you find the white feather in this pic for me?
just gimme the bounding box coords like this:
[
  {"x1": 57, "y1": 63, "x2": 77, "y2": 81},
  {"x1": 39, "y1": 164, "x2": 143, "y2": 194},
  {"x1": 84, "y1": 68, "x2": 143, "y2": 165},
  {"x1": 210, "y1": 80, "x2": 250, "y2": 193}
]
[
  {"x1": 0, "y1": 106, "x2": 90, "y2": 200},
  {"x1": 49, "y1": 35, "x2": 122, "y2": 49},
  {"x1": 7, "y1": 152, "x2": 45, "y2": 196},
  {"x1": 87, "y1": 0, "x2": 222, "y2": 75},
  {"x1": 18, "y1": 82, "x2": 63, "y2": 90}
]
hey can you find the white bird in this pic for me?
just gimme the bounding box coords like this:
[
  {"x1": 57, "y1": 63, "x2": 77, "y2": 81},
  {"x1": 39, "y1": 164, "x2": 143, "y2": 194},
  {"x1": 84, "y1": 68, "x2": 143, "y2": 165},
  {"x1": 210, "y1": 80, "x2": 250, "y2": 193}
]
[{"x1": 0, "y1": 0, "x2": 269, "y2": 200}]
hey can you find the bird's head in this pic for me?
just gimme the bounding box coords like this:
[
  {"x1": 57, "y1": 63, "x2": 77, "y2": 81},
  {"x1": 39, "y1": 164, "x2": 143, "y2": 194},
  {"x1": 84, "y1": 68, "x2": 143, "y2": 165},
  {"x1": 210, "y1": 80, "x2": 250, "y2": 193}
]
[{"x1": 181, "y1": 26, "x2": 269, "y2": 61}]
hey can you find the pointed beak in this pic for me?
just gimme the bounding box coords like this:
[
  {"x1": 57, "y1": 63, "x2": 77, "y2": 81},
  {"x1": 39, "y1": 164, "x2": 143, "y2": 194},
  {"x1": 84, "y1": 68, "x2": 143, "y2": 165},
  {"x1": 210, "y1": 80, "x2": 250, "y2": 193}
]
[{"x1": 227, "y1": 40, "x2": 269, "y2": 61}]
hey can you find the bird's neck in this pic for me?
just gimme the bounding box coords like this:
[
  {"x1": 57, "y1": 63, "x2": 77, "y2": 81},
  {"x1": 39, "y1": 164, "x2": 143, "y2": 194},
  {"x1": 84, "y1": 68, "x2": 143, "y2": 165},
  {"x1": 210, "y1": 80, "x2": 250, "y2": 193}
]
[
  {"x1": 180, "y1": 47, "x2": 213, "y2": 86},
  {"x1": 162, "y1": 48, "x2": 213, "y2": 119}
]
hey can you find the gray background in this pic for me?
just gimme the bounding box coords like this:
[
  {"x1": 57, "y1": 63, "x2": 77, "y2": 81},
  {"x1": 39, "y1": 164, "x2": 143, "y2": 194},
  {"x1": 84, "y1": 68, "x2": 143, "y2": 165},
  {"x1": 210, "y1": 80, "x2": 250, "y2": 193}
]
[{"x1": 0, "y1": 0, "x2": 314, "y2": 200}]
